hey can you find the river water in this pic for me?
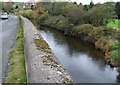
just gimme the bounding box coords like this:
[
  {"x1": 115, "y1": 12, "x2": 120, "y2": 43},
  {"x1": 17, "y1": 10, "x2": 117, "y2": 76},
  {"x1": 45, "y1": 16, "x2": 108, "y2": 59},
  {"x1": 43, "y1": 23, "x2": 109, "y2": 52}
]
[{"x1": 38, "y1": 27, "x2": 120, "y2": 83}]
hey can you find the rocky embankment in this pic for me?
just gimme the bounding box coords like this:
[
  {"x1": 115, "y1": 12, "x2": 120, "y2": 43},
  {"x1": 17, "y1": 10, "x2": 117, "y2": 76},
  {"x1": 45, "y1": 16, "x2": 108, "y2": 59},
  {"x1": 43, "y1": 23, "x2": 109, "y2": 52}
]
[{"x1": 21, "y1": 16, "x2": 73, "y2": 83}]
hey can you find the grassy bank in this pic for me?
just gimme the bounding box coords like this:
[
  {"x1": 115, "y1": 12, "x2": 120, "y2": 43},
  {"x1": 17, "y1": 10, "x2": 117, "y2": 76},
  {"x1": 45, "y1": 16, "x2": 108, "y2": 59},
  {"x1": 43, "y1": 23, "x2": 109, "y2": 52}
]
[
  {"x1": 107, "y1": 19, "x2": 120, "y2": 28},
  {"x1": 39, "y1": 14, "x2": 120, "y2": 66},
  {"x1": 5, "y1": 17, "x2": 27, "y2": 84}
]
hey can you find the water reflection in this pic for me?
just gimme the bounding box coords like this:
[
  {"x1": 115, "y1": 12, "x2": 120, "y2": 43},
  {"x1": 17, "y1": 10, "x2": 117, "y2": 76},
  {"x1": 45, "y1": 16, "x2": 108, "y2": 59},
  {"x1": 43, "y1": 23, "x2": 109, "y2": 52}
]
[{"x1": 39, "y1": 27, "x2": 119, "y2": 83}]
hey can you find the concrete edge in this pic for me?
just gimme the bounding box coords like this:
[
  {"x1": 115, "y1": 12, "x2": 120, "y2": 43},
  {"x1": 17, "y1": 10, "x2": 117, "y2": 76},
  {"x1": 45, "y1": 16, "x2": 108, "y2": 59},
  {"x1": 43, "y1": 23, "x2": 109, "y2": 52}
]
[{"x1": 20, "y1": 16, "x2": 73, "y2": 83}]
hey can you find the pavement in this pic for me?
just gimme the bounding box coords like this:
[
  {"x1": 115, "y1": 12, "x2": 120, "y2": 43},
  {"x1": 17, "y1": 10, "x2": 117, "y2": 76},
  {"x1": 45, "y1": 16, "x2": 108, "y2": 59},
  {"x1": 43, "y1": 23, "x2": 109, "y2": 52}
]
[
  {"x1": 21, "y1": 16, "x2": 73, "y2": 83},
  {"x1": 0, "y1": 15, "x2": 18, "y2": 83}
]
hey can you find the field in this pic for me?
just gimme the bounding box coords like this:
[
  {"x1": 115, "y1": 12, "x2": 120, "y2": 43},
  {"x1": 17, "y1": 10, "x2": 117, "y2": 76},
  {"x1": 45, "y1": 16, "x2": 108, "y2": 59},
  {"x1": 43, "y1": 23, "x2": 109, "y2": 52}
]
[{"x1": 107, "y1": 19, "x2": 120, "y2": 28}]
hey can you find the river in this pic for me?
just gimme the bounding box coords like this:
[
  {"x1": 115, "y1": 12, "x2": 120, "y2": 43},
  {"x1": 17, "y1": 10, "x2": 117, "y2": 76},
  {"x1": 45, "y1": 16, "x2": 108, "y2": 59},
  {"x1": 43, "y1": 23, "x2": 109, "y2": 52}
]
[{"x1": 38, "y1": 27, "x2": 120, "y2": 83}]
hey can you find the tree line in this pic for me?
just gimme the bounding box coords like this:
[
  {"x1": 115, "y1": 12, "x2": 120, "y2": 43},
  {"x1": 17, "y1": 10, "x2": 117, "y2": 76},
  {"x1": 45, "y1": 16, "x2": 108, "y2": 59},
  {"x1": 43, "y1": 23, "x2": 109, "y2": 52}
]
[{"x1": 35, "y1": 1, "x2": 120, "y2": 26}]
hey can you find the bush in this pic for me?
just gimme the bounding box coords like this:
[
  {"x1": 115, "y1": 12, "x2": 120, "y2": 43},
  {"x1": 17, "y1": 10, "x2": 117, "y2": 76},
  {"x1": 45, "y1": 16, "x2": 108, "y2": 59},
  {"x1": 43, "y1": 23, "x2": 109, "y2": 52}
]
[
  {"x1": 109, "y1": 41, "x2": 120, "y2": 51},
  {"x1": 56, "y1": 16, "x2": 70, "y2": 32},
  {"x1": 19, "y1": 10, "x2": 40, "y2": 20},
  {"x1": 39, "y1": 15, "x2": 71, "y2": 32},
  {"x1": 110, "y1": 49, "x2": 120, "y2": 63},
  {"x1": 19, "y1": 10, "x2": 32, "y2": 19},
  {"x1": 73, "y1": 24, "x2": 93, "y2": 36},
  {"x1": 39, "y1": 14, "x2": 49, "y2": 24},
  {"x1": 89, "y1": 27, "x2": 117, "y2": 40}
]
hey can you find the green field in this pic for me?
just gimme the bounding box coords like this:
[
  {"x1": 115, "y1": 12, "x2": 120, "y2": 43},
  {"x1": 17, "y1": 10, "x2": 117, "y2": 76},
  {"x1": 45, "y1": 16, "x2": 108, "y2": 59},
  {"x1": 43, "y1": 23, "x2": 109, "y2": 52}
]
[{"x1": 107, "y1": 19, "x2": 120, "y2": 28}]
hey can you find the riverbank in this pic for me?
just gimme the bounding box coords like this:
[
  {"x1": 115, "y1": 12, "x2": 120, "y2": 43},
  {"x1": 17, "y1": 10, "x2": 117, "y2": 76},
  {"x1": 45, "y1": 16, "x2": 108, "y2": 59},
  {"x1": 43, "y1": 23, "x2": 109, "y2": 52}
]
[
  {"x1": 39, "y1": 26, "x2": 120, "y2": 83},
  {"x1": 39, "y1": 14, "x2": 120, "y2": 67},
  {"x1": 5, "y1": 17, "x2": 27, "y2": 83},
  {"x1": 21, "y1": 16, "x2": 73, "y2": 83}
]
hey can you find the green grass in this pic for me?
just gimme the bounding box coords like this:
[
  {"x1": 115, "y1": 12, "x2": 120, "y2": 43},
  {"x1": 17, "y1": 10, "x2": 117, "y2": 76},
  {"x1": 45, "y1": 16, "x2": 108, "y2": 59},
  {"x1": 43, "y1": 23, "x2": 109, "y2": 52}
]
[
  {"x1": 19, "y1": 10, "x2": 32, "y2": 14},
  {"x1": 15, "y1": 9, "x2": 32, "y2": 15},
  {"x1": 107, "y1": 19, "x2": 120, "y2": 28},
  {"x1": 5, "y1": 17, "x2": 27, "y2": 84}
]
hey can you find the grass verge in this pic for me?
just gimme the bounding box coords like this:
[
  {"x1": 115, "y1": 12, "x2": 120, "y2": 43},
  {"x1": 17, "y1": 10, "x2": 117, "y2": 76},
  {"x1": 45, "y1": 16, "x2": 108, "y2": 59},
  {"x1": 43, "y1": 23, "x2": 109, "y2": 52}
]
[{"x1": 5, "y1": 17, "x2": 27, "y2": 84}]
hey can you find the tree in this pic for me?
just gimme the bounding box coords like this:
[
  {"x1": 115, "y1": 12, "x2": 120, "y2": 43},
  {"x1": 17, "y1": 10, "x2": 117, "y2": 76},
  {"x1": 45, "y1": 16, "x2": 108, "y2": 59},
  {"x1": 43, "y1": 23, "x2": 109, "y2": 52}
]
[
  {"x1": 89, "y1": 0, "x2": 94, "y2": 9},
  {"x1": 40, "y1": 2, "x2": 52, "y2": 13},
  {"x1": 34, "y1": 2, "x2": 43, "y2": 10},
  {"x1": 2, "y1": 2, "x2": 14, "y2": 13},
  {"x1": 15, "y1": 5, "x2": 19, "y2": 9},
  {"x1": 115, "y1": 2, "x2": 120, "y2": 19},
  {"x1": 65, "y1": 5, "x2": 84, "y2": 25},
  {"x1": 73, "y1": 2, "x2": 77, "y2": 5},
  {"x1": 87, "y1": 4, "x2": 114, "y2": 26},
  {"x1": 83, "y1": 5, "x2": 89, "y2": 11},
  {"x1": 31, "y1": 5, "x2": 34, "y2": 10},
  {"x1": 50, "y1": 2, "x2": 67, "y2": 16}
]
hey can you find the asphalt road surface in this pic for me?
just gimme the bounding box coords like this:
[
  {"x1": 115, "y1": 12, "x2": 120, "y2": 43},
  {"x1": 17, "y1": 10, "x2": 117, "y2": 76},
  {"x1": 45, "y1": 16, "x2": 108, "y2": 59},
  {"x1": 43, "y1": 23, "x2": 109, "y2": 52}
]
[{"x1": 0, "y1": 15, "x2": 18, "y2": 82}]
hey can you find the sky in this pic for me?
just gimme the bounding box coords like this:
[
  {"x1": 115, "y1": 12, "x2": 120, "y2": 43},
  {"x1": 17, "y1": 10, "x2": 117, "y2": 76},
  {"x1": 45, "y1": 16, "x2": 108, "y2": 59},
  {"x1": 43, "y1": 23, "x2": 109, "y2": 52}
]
[
  {"x1": 70, "y1": 0, "x2": 120, "y2": 4},
  {"x1": 1, "y1": 0, "x2": 120, "y2": 4}
]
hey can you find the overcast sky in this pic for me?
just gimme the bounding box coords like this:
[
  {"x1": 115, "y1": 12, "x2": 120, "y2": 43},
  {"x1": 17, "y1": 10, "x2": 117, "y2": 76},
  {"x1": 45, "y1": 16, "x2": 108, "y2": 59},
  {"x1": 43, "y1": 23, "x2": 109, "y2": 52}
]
[{"x1": 1, "y1": 0, "x2": 120, "y2": 4}]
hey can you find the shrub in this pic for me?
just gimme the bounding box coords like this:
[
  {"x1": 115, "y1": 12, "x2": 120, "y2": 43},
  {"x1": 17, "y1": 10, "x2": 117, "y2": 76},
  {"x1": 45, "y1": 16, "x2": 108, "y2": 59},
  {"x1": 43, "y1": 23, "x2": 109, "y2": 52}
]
[
  {"x1": 73, "y1": 24, "x2": 93, "y2": 36},
  {"x1": 39, "y1": 14, "x2": 49, "y2": 24},
  {"x1": 110, "y1": 49, "x2": 120, "y2": 63},
  {"x1": 39, "y1": 15, "x2": 71, "y2": 32},
  {"x1": 56, "y1": 16, "x2": 70, "y2": 32},
  {"x1": 19, "y1": 10, "x2": 32, "y2": 19},
  {"x1": 109, "y1": 41, "x2": 120, "y2": 51}
]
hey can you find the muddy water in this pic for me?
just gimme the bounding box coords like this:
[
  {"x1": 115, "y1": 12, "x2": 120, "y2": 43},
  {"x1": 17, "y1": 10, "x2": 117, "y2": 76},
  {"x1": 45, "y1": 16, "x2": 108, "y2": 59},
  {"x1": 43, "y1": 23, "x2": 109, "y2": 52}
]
[{"x1": 38, "y1": 27, "x2": 120, "y2": 83}]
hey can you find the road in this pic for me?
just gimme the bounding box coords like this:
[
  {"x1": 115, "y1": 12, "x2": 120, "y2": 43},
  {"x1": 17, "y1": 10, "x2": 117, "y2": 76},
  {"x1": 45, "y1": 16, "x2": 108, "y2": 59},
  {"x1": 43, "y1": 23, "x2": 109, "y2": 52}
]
[{"x1": 0, "y1": 15, "x2": 18, "y2": 82}]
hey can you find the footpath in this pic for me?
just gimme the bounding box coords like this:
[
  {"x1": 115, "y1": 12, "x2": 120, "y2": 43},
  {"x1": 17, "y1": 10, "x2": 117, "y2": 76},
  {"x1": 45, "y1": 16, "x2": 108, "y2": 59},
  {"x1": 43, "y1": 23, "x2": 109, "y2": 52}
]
[{"x1": 21, "y1": 16, "x2": 72, "y2": 83}]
